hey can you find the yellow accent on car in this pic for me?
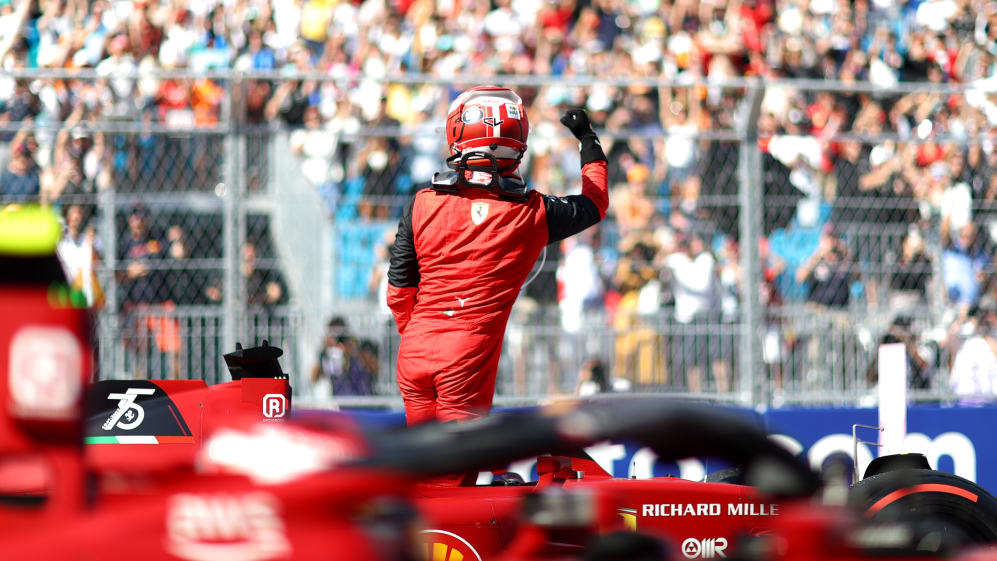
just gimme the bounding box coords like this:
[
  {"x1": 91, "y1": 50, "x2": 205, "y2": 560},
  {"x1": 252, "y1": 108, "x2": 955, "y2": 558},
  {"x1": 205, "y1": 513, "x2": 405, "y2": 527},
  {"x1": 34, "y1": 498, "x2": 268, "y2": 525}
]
[
  {"x1": 0, "y1": 204, "x2": 60, "y2": 256},
  {"x1": 618, "y1": 508, "x2": 638, "y2": 531}
]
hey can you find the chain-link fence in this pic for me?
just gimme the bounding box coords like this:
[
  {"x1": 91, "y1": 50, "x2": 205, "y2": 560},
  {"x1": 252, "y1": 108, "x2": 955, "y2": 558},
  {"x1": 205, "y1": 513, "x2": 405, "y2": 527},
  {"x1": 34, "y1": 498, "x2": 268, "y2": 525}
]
[
  {"x1": 0, "y1": 70, "x2": 302, "y2": 388},
  {"x1": 4, "y1": 70, "x2": 997, "y2": 407}
]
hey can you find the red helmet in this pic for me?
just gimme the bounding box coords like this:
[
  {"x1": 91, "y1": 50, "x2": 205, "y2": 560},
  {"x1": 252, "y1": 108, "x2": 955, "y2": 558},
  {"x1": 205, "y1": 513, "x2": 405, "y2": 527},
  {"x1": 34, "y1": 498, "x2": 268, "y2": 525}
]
[{"x1": 445, "y1": 86, "x2": 529, "y2": 174}]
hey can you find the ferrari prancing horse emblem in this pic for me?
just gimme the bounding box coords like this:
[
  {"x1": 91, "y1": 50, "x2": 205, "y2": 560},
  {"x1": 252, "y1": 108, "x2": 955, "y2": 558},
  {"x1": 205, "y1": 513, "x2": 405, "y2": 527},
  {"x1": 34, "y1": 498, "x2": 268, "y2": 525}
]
[{"x1": 471, "y1": 202, "x2": 489, "y2": 225}]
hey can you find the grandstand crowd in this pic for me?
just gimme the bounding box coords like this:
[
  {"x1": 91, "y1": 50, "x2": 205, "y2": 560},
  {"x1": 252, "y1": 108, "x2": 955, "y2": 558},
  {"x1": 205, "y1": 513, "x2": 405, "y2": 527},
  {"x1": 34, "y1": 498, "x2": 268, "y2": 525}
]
[{"x1": 3, "y1": 0, "x2": 997, "y2": 398}]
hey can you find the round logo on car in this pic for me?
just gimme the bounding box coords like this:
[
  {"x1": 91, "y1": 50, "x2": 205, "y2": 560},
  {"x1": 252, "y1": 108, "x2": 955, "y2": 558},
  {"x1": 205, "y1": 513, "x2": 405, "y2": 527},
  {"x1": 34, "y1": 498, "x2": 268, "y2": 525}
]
[{"x1": 461, "y1": 107, "x2": 484, "y2": 124}]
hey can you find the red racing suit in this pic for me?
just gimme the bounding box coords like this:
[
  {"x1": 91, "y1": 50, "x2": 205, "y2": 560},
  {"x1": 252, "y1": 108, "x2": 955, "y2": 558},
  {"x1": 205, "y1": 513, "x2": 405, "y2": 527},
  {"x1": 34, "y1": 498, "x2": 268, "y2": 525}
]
[{"x1": 387, "y1": 137, "x2": 608, "y2": 425}]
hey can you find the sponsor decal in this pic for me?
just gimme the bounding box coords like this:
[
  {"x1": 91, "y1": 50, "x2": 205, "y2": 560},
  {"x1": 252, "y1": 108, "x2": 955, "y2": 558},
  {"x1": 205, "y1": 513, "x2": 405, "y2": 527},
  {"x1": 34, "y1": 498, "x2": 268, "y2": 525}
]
[
  {"x1": 727, "y1": 503, "x2": 779, "y2": 516},
  {"x1": 467, "y1": 171, "x2": 493, "y2": 185},
  {"x1": 461, "y1": 107, "x2": 484, "y2": 124},
  {"x1": 263, "y1": 394, "x2": 286, "y2": 419},
  {"x1": 682, "y1": 537, "x2": 728, "y2": 559},
  {"x1": 773, "y1": 430, "x2": 978, "y2": 483},
  {"x1": 482, "y1": 117, "x2": 504, "y2": 127},
  {"x1": 8, "y1": 326, "x2": 82, "y2": 419},
  {"x1": 505, "y1": 104, "x2": 520, "y2": 120},
  {"x1": 642, "y1": 503, "x2": 721, "y2": 517},
  {"x1": 617, "y1": 508, "x2": 637, "y2": 530},
  {"x1": 165, "y1": 492, "x2": 291, "y2": 561},
  {"x1": 86, "y1": 380, "x2": 193, "y2": 438},
  {"x1": 471, "y1": 202, "x2": 489, "y2": 225},
  {"x1": 642, "y1": 503, "x2": 779, "y2": 517},
  {"x1": 102, "y1": 387, "x2": 156, "y2": 430},
  {"x1": 419, "y1": 530, "x2": 483, "y2": 561}
]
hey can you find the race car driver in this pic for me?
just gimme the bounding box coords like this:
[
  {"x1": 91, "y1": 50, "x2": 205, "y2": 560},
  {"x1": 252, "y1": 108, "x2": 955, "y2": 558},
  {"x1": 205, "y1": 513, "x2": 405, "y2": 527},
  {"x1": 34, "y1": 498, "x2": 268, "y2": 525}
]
[{"x1": 387, "y1": 86, "x2": 609, "y2": 427}]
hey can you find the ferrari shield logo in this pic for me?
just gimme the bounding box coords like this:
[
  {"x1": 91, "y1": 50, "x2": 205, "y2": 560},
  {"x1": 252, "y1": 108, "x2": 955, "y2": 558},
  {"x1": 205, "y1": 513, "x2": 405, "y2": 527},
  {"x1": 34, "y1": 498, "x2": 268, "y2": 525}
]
[{"x1": 471, "y1": 202, "x2": 489, "y2": 225}]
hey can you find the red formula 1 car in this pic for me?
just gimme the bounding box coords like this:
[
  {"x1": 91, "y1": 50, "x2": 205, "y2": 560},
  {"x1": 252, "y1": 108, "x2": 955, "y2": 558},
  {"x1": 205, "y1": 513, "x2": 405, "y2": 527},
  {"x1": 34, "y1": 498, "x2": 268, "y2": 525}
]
[
  {"x1": 4, "y1": 207, "x2": 996, "y2": 561},
  {"x1": 396, "y1": 402, "x2": 997, "y2": 561},
  {"x1": 0, "y1": 207, "x2": 453, "y2": 561},
  {"x1": 74, "y1": 337, "x2": 997, "y2": 561},
  {"x1": 76, "y1": 362, "x2": 997, "y2": 561},
  {"x1": 83, "y1": 342, "x2": 292, "y2": 476}
]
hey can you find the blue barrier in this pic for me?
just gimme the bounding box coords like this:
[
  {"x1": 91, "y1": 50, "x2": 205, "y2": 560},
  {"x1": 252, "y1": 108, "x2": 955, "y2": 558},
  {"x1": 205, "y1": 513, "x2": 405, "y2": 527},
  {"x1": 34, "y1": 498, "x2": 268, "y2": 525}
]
[
  {"x1": 765, "y1": 407, "x2": 985, "y2": 487},
  {"x1": 338, "y1": 404, "x2": 996, "y2": 489}
]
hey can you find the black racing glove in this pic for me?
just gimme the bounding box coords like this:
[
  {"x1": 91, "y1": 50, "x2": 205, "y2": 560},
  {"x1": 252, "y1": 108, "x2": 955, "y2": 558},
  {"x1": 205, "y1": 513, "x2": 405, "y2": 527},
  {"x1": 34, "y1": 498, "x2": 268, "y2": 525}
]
[
  {"x1": 560, "y1": 108, "x2": 606, "y2": 165},
  {"x1": 560, "y1": 108, "x2": 595, "y2": 140}
]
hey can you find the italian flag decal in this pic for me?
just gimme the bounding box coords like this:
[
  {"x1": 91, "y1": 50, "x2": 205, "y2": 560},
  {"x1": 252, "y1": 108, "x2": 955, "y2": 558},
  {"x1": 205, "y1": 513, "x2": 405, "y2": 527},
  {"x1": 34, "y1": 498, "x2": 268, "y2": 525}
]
[{"x1": 85, "y1": 435, "x2": 195, "y2": 444}]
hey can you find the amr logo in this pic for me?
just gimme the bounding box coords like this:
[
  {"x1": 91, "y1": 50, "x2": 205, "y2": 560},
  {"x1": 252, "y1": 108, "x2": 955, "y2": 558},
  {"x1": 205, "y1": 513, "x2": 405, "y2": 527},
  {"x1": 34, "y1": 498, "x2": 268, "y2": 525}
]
[
  {"x1": 102, "y1": 388, "x2": 155, "y2": 431},
  {"x1": 682, "y1": 537, "x2": 728, "y2": 559}
]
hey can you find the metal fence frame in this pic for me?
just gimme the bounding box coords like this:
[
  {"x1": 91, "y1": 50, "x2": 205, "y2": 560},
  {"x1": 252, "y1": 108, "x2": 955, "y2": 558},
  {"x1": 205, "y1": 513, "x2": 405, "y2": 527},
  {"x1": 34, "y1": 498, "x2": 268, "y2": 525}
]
[{"x1": 5, "y1": 69, "x2": 990, "y2": 406}]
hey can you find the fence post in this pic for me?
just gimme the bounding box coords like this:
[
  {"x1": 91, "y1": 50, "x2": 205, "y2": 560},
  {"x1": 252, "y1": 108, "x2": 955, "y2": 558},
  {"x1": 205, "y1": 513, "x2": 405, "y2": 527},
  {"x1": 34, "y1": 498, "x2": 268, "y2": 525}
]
[
  {"x1": 221, "y1": 75, "x2": 244, "y2": 380},
  {"x1": 99, "y1": 184, "x2": 118, "y2": 380},
  {"x1": 737, "y1": 80, "x2": 766, "y2": 406}
]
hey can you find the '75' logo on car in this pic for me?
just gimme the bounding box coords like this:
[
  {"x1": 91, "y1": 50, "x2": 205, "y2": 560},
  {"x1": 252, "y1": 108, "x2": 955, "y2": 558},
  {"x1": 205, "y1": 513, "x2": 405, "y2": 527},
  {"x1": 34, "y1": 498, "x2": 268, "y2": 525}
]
[{"x1": 103, "y1": 388, "x2": 155, "y2": 430}]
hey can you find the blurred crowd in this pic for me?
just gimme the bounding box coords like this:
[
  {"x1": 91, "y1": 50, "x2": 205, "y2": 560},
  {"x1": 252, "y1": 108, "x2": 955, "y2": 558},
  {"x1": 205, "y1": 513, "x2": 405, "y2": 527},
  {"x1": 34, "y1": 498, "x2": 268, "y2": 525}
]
[{"x1": 3, "y1": 0, "x2": 997, "y2": 398}]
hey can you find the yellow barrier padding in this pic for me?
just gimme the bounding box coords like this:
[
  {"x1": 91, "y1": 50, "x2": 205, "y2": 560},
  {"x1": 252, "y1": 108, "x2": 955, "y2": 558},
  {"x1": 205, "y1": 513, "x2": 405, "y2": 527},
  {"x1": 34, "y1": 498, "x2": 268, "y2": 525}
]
[{"x1": 0, "y1": 204, "x2": 61, "y2": 256}]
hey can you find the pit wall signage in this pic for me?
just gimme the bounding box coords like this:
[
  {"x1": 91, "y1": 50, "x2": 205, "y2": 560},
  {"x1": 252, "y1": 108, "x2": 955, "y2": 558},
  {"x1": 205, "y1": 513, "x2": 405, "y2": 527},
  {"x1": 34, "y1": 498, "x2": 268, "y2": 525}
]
[
  {"x1": 613, "y1": 407, "x2": 983, "y2": 487},
  {"x1": 599, "y1": 407, "x2": 982, "y2": 486},
  {"x1": 764, "y1": 407, "x2": 982, "y2": 485},
  {"x1": 344, "y1": 406, "x2": 992, "y2": 488}
]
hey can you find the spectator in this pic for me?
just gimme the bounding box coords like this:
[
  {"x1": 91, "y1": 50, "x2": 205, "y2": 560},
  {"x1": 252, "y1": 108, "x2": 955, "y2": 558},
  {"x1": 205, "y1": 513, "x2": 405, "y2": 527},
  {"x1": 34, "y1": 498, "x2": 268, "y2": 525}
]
[
  {"x1": 883, "y1": 227, "x2": 933, "y2": 310},
  {"x1": 830, "y1": 140, "x2": 869, "y2": 224},
  {"x1": 575, "y1": 358, "x2": 632, "y2": 396},
  {"x1": 42, "y1": 103, "x2": 110, "y2": 216},
  {"x1": 205, "y1": 241, "x2": 289, "y2": 308},
  {"x1": 557, "y1": 227, "x2": 605, "y2": 334},
  {"x1": 235, "y1": 30, "x2": 276, "y2": 71},
  {"x1": 941, "y1": 220, "x2": 989, "y2": 310},
  {"x1": 759, "y1": 237, "x2": 789, "y2": 390},
  {"x1": 117, "y1": 204, "x2": 179, "y2": 378},
  {"x1": 795, "y1": 224, "x2": 857, "y2": 310},
  {"x1": 368, "y1": 227, "x2": 395, "y2": 317},
  {"x1": 609, "y1": 164, "x2": 655, "y2": 238},
  {"x1": 12, "y1": 0, "x2": 997, "y2": 400},
  {"x1": 263, "y1": 66, "x2": 315, "y2": 126},
  {"x1": 611, "y1": 231, "x2": 661, "y2": 386},
  {"x1": 310, "y1": 316, "x2": 377, "y2": 397},
  {"x1": 866, "y1": 315, "x2": 934, "y2": 390},
  {"x1": 663, "y1": 231, "x2": 725, "y2": 392},
  {"x1": 56, "y1": 203, "x2": 103, "y2": 308},
  {"x1": 163, "y1": 224, "x2": 209, "y2": 306},
  {"x1": 355, "y1": 136, "x2": 399, "y2": 220},
  {"x1": 290, "y1": 105, "x2": 338, "y2": 210},
  {"x1": 0, "y1": 123, "x2": 39, "y2": 202},
  {"x1": 950, "y1": 305, "x2": 997, "y2": 404},
  {"x1": 118, "y1": 204, "x2": 165, "y2": 306},
  {"x1": 95, "y1": 34, "x2": 138, "y2": 119},
  {"x1": 245, "y1": 241, "x2": 286, "y2": 307}
]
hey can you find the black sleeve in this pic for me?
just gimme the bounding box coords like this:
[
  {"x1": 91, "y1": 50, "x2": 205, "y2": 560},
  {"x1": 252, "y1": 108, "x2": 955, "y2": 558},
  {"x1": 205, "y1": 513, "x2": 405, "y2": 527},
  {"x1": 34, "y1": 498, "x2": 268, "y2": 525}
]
[
  {"x1": 387, "y1": 195, "x2": 420, "y2": 287},
  {"x1": 543, "y1": 193, "x2": 601, "y2": 245},
  {"x1": 544, "y1": 134, "x2": 607, "y2": 244},
  {"x1": 578, "y1": 133, "x2": 607, "y2": 166}
]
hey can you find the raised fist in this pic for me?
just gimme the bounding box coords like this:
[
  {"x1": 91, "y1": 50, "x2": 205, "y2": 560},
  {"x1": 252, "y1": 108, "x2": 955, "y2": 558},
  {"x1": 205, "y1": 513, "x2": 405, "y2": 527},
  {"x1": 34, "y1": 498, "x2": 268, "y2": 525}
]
[{"x1": 560, "y1": 108, "x2": 594, "y2": 140}]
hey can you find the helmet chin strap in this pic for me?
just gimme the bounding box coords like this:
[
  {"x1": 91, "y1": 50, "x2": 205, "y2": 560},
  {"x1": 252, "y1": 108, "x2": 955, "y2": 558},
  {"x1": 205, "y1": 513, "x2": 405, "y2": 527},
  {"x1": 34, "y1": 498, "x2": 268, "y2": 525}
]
[
  {"x1": 432, "y1": 150, "x2": 530, "y2": 201},
  {"x1": 445, "y1": 150, "x2": 523, "y2": 175}
]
